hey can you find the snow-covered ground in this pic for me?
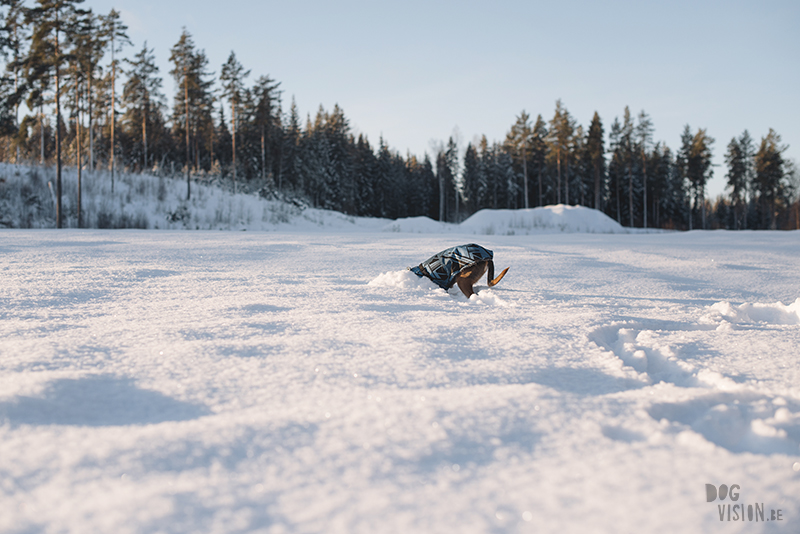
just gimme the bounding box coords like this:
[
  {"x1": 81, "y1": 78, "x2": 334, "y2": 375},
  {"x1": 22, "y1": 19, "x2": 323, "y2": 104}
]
[
  {"x1": 0, "y1": 162, "x2": 634, "y2": 235},
  {"x1": 1, "y1": 219, "x2": 799, "y2": 532}
]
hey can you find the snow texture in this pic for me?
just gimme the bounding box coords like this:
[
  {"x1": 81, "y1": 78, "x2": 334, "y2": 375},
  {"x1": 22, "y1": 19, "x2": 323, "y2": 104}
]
[{"x1": 1, "y1": 206, "x2": 799, "y2": 533}]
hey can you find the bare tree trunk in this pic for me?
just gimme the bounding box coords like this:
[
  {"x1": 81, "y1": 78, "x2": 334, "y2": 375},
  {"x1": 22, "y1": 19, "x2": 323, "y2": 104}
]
[
  {"x1": 538, "y1": 166, "x2": 542, "y2": 207},
  {"x1": 522, "y1": 142, "x2": 528, "y2": 209},
  {"x1": 594, "y1": 166, "x2": 601, "y2": 210},
  {"x1": 55, "y1": 17, "x2": 62, "y2": 228},
  {"x1": 77, "y1": 79, "x2": 82, "y2": 228},
  {"x1": 232, "y1": 99, "x2": 236, "y2": 194},
  {"x1": 13, "y1": 27, "x2": 19, "y2": 163},
  {"x1": 556, "y1": 147, "x2": 561, "y2": 204},
  {"x1": 642, "y1": 148, "x2": 648, "y2": 228},
  {"x1": 39, "y1": 104, "x2": 44, "y2": 165},
  {"x1": 628, "y1": 164, "x2": 633, "y2": 227},
  {"x1": 88, "y1": 71, "x2": 94, "y2": 171},
  {"x1": 111, "y1": 29, "x2": 116, "y2": 194},
  {"x1": 142, "y1": 103, "x2": 147, "y2": 171},
  {"x1": 438, "y1": 172, "x2": 445, "y2": 221},
  {"x1": 261, "y1": 126, "x2": 265, "y2": 184},
  {"x1": 185, "y1": 62, "x2": 190, "y2": 200}
]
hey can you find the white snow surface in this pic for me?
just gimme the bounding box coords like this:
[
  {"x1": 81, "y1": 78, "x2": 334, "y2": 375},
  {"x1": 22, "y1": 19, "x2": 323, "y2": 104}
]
[{"x1": 2, "y1": 223, "x2": 800, "y2": 532}]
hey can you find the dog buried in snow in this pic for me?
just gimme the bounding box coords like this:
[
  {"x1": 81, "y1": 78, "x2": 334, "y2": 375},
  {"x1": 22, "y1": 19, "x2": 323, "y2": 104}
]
[{"x1": 409, "y1": 243, "x2": 509, "y2": 298}]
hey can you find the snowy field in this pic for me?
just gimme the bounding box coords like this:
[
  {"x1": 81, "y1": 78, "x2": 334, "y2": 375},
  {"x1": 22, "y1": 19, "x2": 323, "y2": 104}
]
[{"x1": 1, "y1": 221, "x2": 799, "y2": 532}]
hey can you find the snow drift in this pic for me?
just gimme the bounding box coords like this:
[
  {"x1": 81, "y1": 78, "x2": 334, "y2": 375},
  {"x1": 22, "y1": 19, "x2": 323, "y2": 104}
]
[{"x1": 458, "y1": 204, "x2": 628, "y2": 235}]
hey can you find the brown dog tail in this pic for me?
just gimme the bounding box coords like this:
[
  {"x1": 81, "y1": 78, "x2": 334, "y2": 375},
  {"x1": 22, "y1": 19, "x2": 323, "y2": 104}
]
[{"x1": 487, "y1": 260, "x2": 509, "y2": 287}]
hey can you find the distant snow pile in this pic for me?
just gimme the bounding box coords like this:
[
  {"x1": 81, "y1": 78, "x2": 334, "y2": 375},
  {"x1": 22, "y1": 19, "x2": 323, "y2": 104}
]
[
  {"x1": 459, "y1": 205, "x2": 628, "y2": 235},
  {"x1": 702, "y1": 298, "x2": 800, "y2": 327}
]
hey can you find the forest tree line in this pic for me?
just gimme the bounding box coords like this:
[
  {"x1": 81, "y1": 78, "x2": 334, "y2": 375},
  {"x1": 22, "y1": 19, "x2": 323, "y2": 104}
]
[{"x1": 1, "y1": 0, "x2": 797, "y2": 229}]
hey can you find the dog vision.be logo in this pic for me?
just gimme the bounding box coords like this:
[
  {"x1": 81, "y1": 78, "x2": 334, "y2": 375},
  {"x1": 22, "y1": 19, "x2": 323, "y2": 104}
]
[{"x1": 706, "y1": 484, "x2": 784, "y2": 523}]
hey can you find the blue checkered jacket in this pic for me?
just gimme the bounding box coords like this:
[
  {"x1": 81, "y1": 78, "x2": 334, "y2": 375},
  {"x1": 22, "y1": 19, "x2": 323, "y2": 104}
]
[{"x1": 410, "y1": 244, "x2": 493, "y2": 290}]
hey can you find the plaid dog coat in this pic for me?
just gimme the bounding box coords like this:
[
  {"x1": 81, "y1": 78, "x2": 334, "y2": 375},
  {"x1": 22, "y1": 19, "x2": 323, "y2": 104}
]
[{"x1": 410, "y1": 243, "x2": 494, "y2": 290}]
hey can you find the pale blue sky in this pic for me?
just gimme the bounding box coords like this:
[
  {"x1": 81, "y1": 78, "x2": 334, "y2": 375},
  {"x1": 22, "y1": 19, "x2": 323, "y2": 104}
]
[{"x1": 88, "y1": 0, "x2": 799, "y2": 198}]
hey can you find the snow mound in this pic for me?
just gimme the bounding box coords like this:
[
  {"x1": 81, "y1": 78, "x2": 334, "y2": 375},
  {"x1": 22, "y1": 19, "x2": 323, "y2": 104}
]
[
  {"x1": 381, "y1": 216, "x2": 451, "y2": 233},
  {"x1": 703, "y1": 298, "x2": 800, "y2": 326},
  {"x1": 458, "y1": 204, "x2": 628, "y2": 235}
]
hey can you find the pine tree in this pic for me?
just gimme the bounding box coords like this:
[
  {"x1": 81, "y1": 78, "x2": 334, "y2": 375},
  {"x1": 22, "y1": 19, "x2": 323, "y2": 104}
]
[
  {"x1": 724, "y1": 133, "x2": 748, "y2": 229},
  {"x1": 219, "y1": 51, "x2": 249, "y2": 193},
  {"x1": 754, "y1": 129, "x2": 786, "y2": 229},
  {"x1": 435, "y1": 140, "x2": 456, "y2": 221},
  {"x1": 686, "y1": 128, "x2": 714, "y2": 229},
  {"x1": 280, "y1": 96, "x2": 302, "y2": 194},
  {"x1": 586, "y1": 112, "x2": 605, "y2": 210},
  {"x1": 67, "y1": 9, "x2": 103, "y2": 171},
  {"x1": 461, "y1": 142, "x2": 480, "y2": 214},
  {"x1": 675, "y1": 125, "x2": 693, "y2": 228},
  {"x1": 445, "y1": 136, "x2": 460, "y2": 220},
  {"x1": 636, "y1": 110, "x2": 654, "y2": 227},
  {"x1": 64, "y1": 6, "x2": 95, "y2": 227},
  {"x1": 505, "y1": 110, "x2": 532, "y2": 208},
  {"x1": 738, "y1": 130, "x2": 755, "y2": 228},
  {"x1": 2, "y1": 0, "x2": 27, "y2": 162},
  {"x1": 250, "y1": 74, "x2": 281, "y2": 186},
  {"x1": 620, "y1": 107, "x2": 635, "y2": 227},
  {"x1": 123, "y1": 42, "x2": 163, "y2": 172},
  {"x1": 607, "y1": 118, "x2": 623, "y2": 223},
  {"x1": 25, "y1": 0, "x2": 88, "y2": 228},
  {"x1": 571, "y1": 124, "x2": 586, "y2": 205},
  {"x1": 547, "y1": 100, "x2": 573, "y2": 205},
  {"x1": 99, "y1": 8, "x2": 129, "y2": 193},
  {"x1": 169, "y1": 29, "x2": 214, "y2": 200},
  {"x1": 531, "y1": 115, "x2": 547, "y2": 207}
]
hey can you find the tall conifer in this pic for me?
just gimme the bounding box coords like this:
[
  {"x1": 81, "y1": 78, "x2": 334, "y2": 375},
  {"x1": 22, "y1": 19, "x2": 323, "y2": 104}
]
[{"x1": 25, "y1": 0, "x2": 87, "y2": 227}]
